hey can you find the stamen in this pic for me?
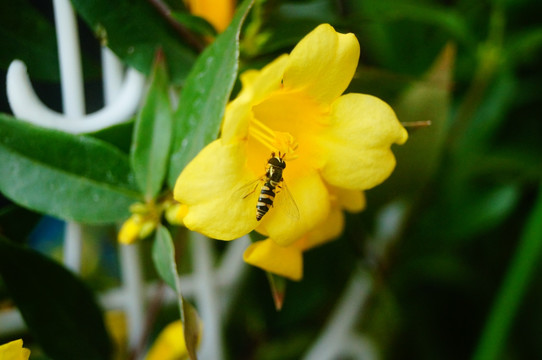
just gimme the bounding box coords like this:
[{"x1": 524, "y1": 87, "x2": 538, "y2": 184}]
[
  {"x1": 251, "y1": 116, "x2": 277, "y2": 139},
  {"x1": 249, "y1": 118, "x2": 299, "y2": 160},
  {"x1": 248, "y1": 125, "x2": 276, "y2": 151},
  {"x1": 275, "y1": 132, "x2": 299, "y2": 161}
]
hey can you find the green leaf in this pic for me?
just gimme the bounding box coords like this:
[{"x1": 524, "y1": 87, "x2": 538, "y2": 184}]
[
  {"x1": 171, "y1": 11, "x2": 217, "y2": 38},
  {"x1": 472, "y1": 184, "x2": 542, "y2": 360},
  {"x1": 70, "y1": 0, "x2": 198, "y2": 84},
  {"x1": 506, "y1": 28, "x2": 542, "y2": 67},
  {"x1": 373, "y1": 43, "x2": 455, "y2": 202},
  {"x1": 0, "y1": 237, "x2": 112, "y2": 360},
  {"x1": 152, "y1": 226, "x2": 201, "y2": 360},
  {"x1": 131, "y1": 51, "x2": 173, "y2": 200},
  {"x1": 0, "y1": 204, "x2": 41, "y2": 243},
  {"x1": 0, "y1": 114, "x2": 141, "y2": 223},
  {"x1": 89, "y1": 120, "x2": 134, "y2": 155},
  {"x1": 167, "y1": 0, "x2": 255, "y2": 187},
  {"x1": 0, "y1": 0, "x2": 59, "y2": 81},
  {"x1": 152, "y1": 225, "x2": 179, "y2": 291},
  {"x1": 349, "y1": 0, "x2": 472, "y2": 73},
  {"x1": 251, "y1": 19, "x2": 324, "y2": 56},
  {"x1": 381, "y1": 1, "x2": 473, "y2": 47},
  {"x1": 446, "y1": 183, "x2": 520, "y2": 241}
]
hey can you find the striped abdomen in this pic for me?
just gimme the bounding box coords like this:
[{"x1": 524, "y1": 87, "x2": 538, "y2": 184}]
[{"x1": 256, "y1": 180, "x2": 278, "y2": 221}]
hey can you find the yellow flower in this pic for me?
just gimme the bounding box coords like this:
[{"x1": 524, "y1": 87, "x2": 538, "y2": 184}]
[
  {"x1": 174, "y1": 24, "x2": 407, "y2": 248},
  {"x1": 0, "y1": 339, "x2": 30, "y2": 360},
  {"x1": 118, "y1": 201, "x2": 174, "y2": 244},
  {"x1": 185, "y1": 0, "x2": 235, "y2": 33},
  {"x1": 145, "y1": 321, "x2": 191, "y2": 360},
  {"x1": 244, "y1": 188, "x2": 365, "y2": 280},
  {"x1": 118, "y1": 214, "x2": 157, "y2": 244}
]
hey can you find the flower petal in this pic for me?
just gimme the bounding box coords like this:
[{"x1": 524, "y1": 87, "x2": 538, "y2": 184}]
[
  {"x1": 222, "y1": 55, "x2": 289, "y2": 143},
  {"x1": 317, "y1": 93, "x2": 408, "y2": 190},
  {"x1": 174, "y1": 140, "x2": 259, "y2": 240},
  {"x1": 257, "y1": 170, "x2": 330, "y2": 246},
  {"x1": 186, "y1": 0, "x2": 234, "y2": 32},
  {"x1": 297, "y1": 205, "x2": 345, "y2": 251},
  {"x1": 243, "y1": 239, "x2": 303, "y2": 281},
  {"x1": 283, "y1": 24, "x2": 359, "y2": 104},
  {"x1": 145, "y1": 320, "x2": 188, "y2": 360},
  {"x1": 335, "y1": 188, "x2": 366, "y2": 213}
]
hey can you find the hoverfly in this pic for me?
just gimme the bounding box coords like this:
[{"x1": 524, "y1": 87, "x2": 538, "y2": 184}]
[{"x1": 236, "y1": 152, "x2": 299, "y2": 221}]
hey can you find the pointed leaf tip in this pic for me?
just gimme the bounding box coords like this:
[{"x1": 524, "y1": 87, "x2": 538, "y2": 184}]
[
  {"x1": 181, "y1": 297, "x2": 202, "y2": 360},
  {"x1": 267, "y1": 272, "x2": 288, "y2": 311}
]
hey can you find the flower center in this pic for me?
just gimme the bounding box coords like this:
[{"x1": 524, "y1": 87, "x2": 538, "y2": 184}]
[{"x1": 248, "y1": 117, "x2": 299, "y2": 161}]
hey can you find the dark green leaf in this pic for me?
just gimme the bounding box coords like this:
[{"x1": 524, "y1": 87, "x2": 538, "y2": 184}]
[
  {"x1": 506, "y1": 28, "x2": 542, "y2": 67},
  {"x1": 453, "y1": 70, "x2": 516, "y2": 156},
  {"x1": 373, "y1": 44, "x2": 454, "y2": 202},
  {"x1": 0, "y1": 204, "x2": 41, "y2": 243},
  {"x1": 247, "y1": 0, "x2": 337, "y2": 55},
  {"x1": 0, "y1": 0, "x2": 59, "y2": 81},
  {"x1": 152, "y1": 226, "x2": 201, "y2": 360},
  {"x1": 378, "y1": 1, "x2": 473, "y2": 47},
  {"x1": 348, "y1": 0, "x2": 472, "y2": 73},
  {"x1": 89, "y1": 120, "x2": 134, "y2": 155},
  {"x1": 250, "y1": 19, "x2": 324, "y2": 56},
  {"x1": 171, "y1": 11, "x2": 217, "y2": 38},
  {"x1": 0, "y1": 236, "x2": 112, "y2": 360},
  {"x1": 448, "y1": 184, "x2": 520, "y2": 241},
  {"x1": 472, "y1": 184, "x2": 542, "y2": 360},
  {"x1": 70, "y1": 0, "x2": 198, "y2": 84},
  {"x1": 168, "y1": 0, "x2": 255, "y2": 187},
  {"x1": 131, "y1": 51, "x2": 172, "y2": 200},
  {"x1": 0, "y1": 114, "x2": 141, "y2": 223}
]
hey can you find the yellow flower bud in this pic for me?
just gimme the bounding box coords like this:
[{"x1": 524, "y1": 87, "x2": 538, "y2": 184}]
[
  {"x1": 118, "y1": 215, "x2": 144, "y2": 245},
  {"x1": 140, "y1": 220, "x2": 158, "y2": 240},
  {"x1": 165, "y1": 203, "x2": 189, "y2": 225}
]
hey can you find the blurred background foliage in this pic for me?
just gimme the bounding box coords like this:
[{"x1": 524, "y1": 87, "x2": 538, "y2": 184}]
[{"x1": 1, "y1": 0, "x2": 542, "y2": 359}]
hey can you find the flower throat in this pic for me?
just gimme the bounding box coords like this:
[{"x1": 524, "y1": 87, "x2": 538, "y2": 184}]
[{"x1": 248, "y1": 118, "x2": 299, "y2": 161}]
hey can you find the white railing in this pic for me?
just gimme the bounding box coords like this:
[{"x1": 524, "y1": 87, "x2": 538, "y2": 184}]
[{"x1": 0, "y1": 1, "x2": 381, "y2": 359}]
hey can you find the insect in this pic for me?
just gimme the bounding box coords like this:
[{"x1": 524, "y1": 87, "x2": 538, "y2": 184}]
[{"x1": 237, "y1": 152, "x2": 299, "y2": 221}]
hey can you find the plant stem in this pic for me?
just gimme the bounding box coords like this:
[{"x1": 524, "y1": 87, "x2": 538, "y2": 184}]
[
  {"x1": 147, "y1": 0, "x2": 205, "y2": 52},
  {"x1": 472, "y1": 184, "x2": 542, "y2": 360},
  {"x1": 447, "y1": 4, "x2": 504, "y2": 151}
]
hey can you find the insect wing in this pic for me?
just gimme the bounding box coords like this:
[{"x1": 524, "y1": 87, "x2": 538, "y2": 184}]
[
  {"x1": 232, "y1": 176, "x2": 265, "y2": 201},
  {"x1": 275, "y1": 182, "x2": 300, "y2": 221}
]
